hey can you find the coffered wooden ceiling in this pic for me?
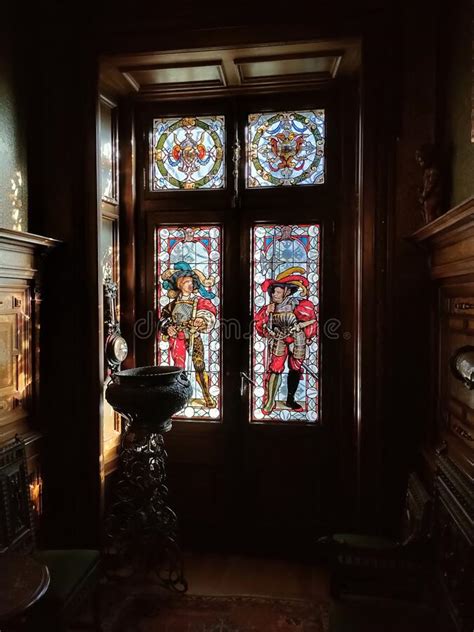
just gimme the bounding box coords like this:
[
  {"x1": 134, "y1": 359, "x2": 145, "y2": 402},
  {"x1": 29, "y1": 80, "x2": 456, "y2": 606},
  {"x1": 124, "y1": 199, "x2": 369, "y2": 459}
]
[{"x1": 100, "y1": 38, "x2": 360, "y2": 99}]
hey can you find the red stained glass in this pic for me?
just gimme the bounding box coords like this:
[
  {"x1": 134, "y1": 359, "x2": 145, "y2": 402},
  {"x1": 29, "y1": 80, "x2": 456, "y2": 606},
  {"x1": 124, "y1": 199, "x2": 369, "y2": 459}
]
[
  {"x1": 155, "y1": 226, "x2": 222, "y2": 420},
  {"x1": 251, "y1": 224, "x2": 320, "y2": 422}
]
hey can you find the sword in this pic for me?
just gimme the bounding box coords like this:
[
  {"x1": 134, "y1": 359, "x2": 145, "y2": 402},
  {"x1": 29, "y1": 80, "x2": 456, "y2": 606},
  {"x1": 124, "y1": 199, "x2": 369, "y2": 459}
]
[
  {"x1": 301, "y1": 360, "x2": 318, "y2": 380},
  {"x1": 265, "y1": 318, "x2": 318, "y2": 340},
  {"x1": 187, "y1": 297, "x2": 198, "y2": 374}
]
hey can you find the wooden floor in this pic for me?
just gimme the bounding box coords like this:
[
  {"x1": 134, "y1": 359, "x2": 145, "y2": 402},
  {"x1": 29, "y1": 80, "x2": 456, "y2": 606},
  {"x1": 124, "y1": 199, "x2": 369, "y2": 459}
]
[{"x1": 183, "y1": 551, "x2": 330, "y2": 600}]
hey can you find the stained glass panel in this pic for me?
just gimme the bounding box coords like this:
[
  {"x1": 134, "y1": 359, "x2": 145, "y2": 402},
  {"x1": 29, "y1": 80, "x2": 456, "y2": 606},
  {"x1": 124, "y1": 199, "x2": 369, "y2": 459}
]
[
  {"x1": 155, "y1": 225, "x2": 222, "y2": 420},
  {"x1": 151, "y1": 116, "x2": 226, "y2": 190},
  {"x1": 251, "y1": 224, "x2": 320, "y2": 422},
  {"x1": 247, "y1": 110, "x2": 325, "y2": 188}
]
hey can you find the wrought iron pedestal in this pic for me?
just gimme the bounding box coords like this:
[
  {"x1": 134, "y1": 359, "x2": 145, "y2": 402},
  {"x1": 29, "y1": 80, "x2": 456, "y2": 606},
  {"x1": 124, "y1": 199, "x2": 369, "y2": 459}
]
[{"x1": 105, "y1": 367, "x2": 192, "y2": 593}]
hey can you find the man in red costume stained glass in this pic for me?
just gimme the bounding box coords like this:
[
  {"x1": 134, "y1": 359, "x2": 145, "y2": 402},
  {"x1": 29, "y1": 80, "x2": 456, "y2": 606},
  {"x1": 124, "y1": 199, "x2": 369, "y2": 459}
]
[
  {"x1": 159, "y1": 261, "x2": 217, "y2": 408},
  {"x1": 255, "y1": 267, "x2": 317, "y2": 415}
]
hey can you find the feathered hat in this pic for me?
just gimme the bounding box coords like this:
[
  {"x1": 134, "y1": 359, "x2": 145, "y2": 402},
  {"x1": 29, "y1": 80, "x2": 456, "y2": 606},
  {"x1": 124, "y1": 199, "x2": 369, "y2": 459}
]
[
  {"x1": 161, "y1": 261, "x2": 216, "y2": 299},
  {"x1": 261, "y1": 266, "x2": 309, "y2": 297}
]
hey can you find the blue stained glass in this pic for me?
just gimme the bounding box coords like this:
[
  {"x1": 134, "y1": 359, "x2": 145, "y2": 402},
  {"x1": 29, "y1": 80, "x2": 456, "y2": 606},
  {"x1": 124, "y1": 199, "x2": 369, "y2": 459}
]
[
  {"x1": 247, "y1": 110, "x2": 325, "y2": 188},
  {"x1": 251, "y1": 224, "x2": 320, "y2": 423},
  {"x1": 155, "y1": 225, "x2": 222, "y2": 421},
  {"x1": 151, "y1": 116, "x2": 226, "y2": 191}
]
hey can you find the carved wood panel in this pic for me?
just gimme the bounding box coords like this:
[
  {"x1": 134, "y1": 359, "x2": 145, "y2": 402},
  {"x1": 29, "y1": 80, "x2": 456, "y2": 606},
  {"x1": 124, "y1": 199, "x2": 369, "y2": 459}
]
[
  {"x1": 411, "y1": 197, "x2": 474, "y2": 631},
  {"x1": 439, "y1": 283, "x2": 474, "y2": 482},
  {"x1": 435, "y1": 456, "x2": 474, "y2": 632},
  {"x1": 0, "y1": 286, "x2": 30, "y2": 443}
]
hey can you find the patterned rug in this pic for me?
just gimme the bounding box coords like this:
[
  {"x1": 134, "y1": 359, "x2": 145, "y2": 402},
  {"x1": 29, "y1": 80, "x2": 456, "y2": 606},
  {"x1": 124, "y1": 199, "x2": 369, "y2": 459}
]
[{"x1": 109, "y1": 594, "x2": 329, "y2": 632}]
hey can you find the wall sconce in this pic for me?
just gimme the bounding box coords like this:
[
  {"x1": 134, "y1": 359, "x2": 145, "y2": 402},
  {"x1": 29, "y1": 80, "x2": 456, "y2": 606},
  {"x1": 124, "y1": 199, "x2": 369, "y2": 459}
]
[{"x1": 450, "y1": 346, "x2": 474, "y2": 389}]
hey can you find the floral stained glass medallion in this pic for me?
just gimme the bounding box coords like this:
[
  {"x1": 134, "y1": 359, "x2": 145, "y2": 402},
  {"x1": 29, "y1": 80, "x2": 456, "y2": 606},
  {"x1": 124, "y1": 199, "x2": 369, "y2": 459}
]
[
  {"x1": 247, "y1": 110, "x2": 325, "y2": 188},
  {"x1": 251, "y1": 224, "x2": 320, "y2": 423},
  {"x1": 151, "y1": 116, "x2": 226, "y2": 191},
  {"x1": 155, "y1": 226, "x2": 222, "y2": 420}
]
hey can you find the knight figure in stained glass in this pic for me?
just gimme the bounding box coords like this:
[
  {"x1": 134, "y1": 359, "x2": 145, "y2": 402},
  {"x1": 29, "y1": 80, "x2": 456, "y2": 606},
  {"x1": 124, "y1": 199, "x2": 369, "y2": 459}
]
[
  {"x1": 156, "y1": 226, "x2": 222, "y2": 420},
  {"x1": 251, "y1": 224, "x2": 320, "y2": 422},
  {"x1": 160, "y1": 263, "x2": 217, "y2": 408},
  {"x1": 255, "y1": 268, "x2": 317, "y2": 415}
]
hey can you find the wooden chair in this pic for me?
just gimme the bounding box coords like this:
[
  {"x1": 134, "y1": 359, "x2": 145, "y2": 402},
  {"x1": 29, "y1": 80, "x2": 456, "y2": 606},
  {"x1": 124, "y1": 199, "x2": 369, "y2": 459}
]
[
  {"x1": 320, "y1": 472, "x2": 433, "y2": 600},
  {"x1": 0, "y1": 437, "x2": 101, "y2": 631}
]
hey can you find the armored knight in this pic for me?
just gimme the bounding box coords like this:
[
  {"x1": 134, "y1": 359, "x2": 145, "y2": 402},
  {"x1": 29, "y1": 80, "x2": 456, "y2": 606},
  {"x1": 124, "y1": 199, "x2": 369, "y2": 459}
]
[
  {"x1": 254, "y1": 267, "x2": 317, "y2": 416},
  {"x1": 159, "y1": 261, "x2": 217, "y2": 408}
]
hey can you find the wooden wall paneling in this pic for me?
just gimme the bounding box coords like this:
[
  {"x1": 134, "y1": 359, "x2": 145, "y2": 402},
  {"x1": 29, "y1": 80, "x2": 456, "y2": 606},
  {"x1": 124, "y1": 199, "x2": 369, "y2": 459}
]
[
  {"x1": 412, "y1": 196, "x2": 474, "y2": 631},
  {"x1": 336, "y1": 77, "x2": 359, "y2": 529},
  {"x1": 23, "y1": 33, "x2": 103, "y2": 548},
  {"x1": 387, "y1": 1, "x2": 439, "y2": 531},
  {"x1": 355, "y1": 20, "x2": 399, "y2": 530},
  {"x1": 411, "y1": 197, "x2": 474, "y2": 472}
]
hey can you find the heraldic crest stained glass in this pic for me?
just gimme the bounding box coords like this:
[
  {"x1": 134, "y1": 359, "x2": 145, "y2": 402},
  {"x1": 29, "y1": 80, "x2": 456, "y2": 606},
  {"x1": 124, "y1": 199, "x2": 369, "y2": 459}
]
[
  {"x1": 251, "y1": 224, "x2": 320, "y2": 422},
  {"x1": 247, "y1": 110, "x2": 325, "y2": 188},
  {"x1": 156, "y1": 226, "x2": 222, "y2": 419},
  {"x1": 151, "y1": 116, "x2": 226, "y2": 190}
]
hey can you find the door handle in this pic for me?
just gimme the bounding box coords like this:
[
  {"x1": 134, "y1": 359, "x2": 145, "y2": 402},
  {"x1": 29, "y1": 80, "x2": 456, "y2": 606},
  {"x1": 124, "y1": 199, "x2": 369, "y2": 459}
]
[{"x1": 240, "y1": 371, "x2": 256, "y2": 396}]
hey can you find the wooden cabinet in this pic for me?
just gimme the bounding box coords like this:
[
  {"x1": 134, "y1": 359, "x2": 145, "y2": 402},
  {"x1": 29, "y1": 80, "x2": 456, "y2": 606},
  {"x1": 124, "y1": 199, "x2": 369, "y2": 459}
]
[
  {"x1": 412, "y1": 196, "x2": 474, "y2": 632},
  {"x1": 0, "y1": 229, "x2": 56, "y2": 525}
]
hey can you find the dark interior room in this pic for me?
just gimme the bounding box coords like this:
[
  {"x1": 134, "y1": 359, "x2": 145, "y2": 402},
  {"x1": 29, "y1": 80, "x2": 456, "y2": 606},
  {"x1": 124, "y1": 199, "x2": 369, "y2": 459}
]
[{"x1": 0, "y1": 1, "x2": 473, "y2": 630}]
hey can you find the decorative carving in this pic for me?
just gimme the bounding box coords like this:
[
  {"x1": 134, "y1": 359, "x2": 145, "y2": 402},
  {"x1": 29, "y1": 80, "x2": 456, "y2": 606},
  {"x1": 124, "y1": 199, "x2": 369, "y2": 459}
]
[
  {"x1": 0, "y1": 437, "x2": 35, "y2": 554},
  {"x1": 451, "y1": 423, "x2": 474, "y2": 442},
  {"x1": 411, "y1": 193, "x2": 474, "y2": 631},
  {"x1": 402, "y1": 472, "x2": 432, "y2": 545},
  {"x1": 0, "y1": 289, "x2": 29, "y2": 428},
  {"x1": 437, "y1": 457, "x2": 474, "y2": 528},
  {"x1": 104, "y1": 430, "x2": 187, "y2": 592},
  {"x1": 0, "y1": 230, "x2": 56, "y2": 445},
  {"x1": 435, "y1": 456, "x2": 474, "y2": 631},
  {"x1": 415, "y1": 144, "x2": 444, "y2": 224},
  {"x1": 232, "y1": 132, "x2": 241, "y2": 208}
]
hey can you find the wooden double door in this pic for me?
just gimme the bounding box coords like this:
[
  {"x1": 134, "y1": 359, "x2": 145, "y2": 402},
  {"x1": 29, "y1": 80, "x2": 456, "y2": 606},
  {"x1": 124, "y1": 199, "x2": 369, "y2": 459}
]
[{"x1": 134, "y1": 91, "x2": 353, "y2": 552}]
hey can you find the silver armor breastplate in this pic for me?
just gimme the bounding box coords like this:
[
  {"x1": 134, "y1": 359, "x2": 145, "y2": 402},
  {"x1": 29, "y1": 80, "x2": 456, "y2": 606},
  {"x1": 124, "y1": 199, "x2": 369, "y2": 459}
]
[
  {"x1": 172, "y1": 300, "x2": 193, "y2": 324},
  {"x1": 275, "y1": 303, "x2": 294, "y2": 313}
]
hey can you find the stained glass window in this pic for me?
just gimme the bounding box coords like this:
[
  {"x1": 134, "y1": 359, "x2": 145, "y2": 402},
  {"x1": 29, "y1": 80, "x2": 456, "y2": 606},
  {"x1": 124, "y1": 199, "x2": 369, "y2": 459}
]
[
  {"x1": 246, "y1": 110, "x2": 325, "y2": 188},
  {"x1": 150, "y1": 116, "x2": 226, "y2": 190},
  {"x1": 251, "y1": 224, "x2": 320, "y2": 422},
  {"x1": 155, "y1": 225, "x2": 222, "y2": 420}
]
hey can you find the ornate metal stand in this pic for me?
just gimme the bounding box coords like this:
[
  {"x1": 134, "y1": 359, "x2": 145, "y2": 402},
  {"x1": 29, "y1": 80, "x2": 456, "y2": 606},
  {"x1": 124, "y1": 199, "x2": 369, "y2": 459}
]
[
  {"x1": 104, "y1": 366, "x2": 192, "y2": 593},
  {"x1": 105, "y1": 420, "x2": 187, "y2": 592}
]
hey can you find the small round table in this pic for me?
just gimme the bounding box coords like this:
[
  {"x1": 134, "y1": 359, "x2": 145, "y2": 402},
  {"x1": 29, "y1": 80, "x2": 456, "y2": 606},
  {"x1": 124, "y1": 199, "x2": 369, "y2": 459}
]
[{"x1": 0, "y1": 553, "x2": 50, "y2": 627}]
